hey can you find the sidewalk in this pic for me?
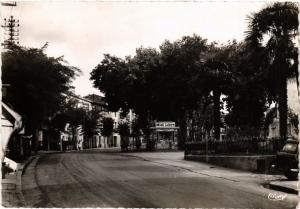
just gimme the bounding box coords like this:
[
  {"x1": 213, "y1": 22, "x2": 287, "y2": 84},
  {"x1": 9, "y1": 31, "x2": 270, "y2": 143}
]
[
  {"x1": 1, "y1": 172, "x2": 25, "y2": 207},
  {"x1": 121, "y1": 151, "x2": 298, "y2": 195},
  {"x1": 1, "y1": 156, "x2": 35, "y2": 207}
]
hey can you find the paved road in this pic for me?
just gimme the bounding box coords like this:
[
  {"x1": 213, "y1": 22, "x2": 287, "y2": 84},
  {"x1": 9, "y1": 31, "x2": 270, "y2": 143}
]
[{"x1": 22, "y1": 150, "x2": 298, "y2": 208}]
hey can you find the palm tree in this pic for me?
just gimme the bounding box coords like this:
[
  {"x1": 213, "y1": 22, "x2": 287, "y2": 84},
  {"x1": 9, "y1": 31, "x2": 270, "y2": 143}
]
[
  {"x1": 200, "y1": 43, "x2": 237, "y2": 140},
  {"x1": 246, "y1": 2, "x2": 298, "y2": 140},
  {"x1": 204, "y1": 59, "x2": 229, "y2": 140}
]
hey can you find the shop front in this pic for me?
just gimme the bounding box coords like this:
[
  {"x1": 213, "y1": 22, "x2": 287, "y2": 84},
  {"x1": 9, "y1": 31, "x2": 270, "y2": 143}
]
[{"x1": 150, "y1": 121, "x2": 179, "y2": 149}]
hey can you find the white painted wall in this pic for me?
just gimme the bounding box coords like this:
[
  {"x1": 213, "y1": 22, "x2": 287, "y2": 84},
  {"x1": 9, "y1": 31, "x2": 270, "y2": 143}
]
[{"x1": 288, "y1": 80, "x2": 299, "y2": 115}]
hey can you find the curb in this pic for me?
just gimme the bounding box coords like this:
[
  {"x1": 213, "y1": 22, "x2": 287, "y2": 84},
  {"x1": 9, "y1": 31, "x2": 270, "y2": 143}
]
[
  {"x1": 16, "y1": 155, "x2": 39, "y2": 207},
  {"x1": 1, "y1": 155, "x2": 37, "y2": 207},
  {"x1": 266, "y1": 182, "x2": 298, "y2": 195}
]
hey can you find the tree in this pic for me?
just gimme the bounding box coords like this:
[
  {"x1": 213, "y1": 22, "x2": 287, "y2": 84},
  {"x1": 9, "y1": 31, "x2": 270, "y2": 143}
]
[
  {"x1": 154, "y1": 35, "x2": 209, "y2": 148},
  {"x1": 131, "y1": 118, "x2": 142, "y2": 150},
  {"x1": 101, "y1": 117, "x2": 114, "y2": 147},
  {"x1": 90, "y1": 54, "x2": 131, "y2": 112},
  {"x1": 200, "y1": 42, "x2": 238, "y2": 140},
  {"x1": 224, "y1": 42, "x2": 268, "y2": 137},
  {"x1": 245, "y1": 2, "x2": 298, "y2": 139},
  {"x1": 49, "y1": 96, "x2": 103, "y2": 150},
  {"x1": 49, "y1": 97, "x2": 86, "y2": 149},
  {"x1": 2, "y1": 44, "x2": 80, "y2": 151},
  {"x1": 83, "y1": 108, "x2": 101, "y2": 139},
  {"x1": 118, "y1": 122, "x2": 130, "y2": 151},
  {"x1": 90, "y1": 35, "x2": 209, "y2": 149}
]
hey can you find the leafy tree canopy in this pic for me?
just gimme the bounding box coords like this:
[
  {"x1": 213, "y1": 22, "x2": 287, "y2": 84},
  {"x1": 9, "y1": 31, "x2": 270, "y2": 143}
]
[
  {"x1": 245, "y1": 2, "x2": 298, "y2": 139},
  {"x1": 102, "y1": 117, "x2": 114, "y2": 137},
  {"x1": 118, "y1": 122, "x2": 130, "y2": 137},
  {"x1": 2, "y1": 44, "x2": 81, "y2": 133},
  {"x1": 90, "y1": 34, "x2": 209, "y2": 122}
]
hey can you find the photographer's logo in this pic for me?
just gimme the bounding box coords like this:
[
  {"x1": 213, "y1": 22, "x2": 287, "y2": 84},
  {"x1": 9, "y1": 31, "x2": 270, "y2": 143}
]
[{"x1": 268, "y1": 193, "x2": 287, "y2": 201}]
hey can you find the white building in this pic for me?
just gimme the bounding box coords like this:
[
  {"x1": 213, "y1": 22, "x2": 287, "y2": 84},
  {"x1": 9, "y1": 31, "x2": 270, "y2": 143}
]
[
  {"x1": 100, "y1": 109, "x2": 135, "y2": 148},
  {"x1": 49, "y1": 93, "x2": 136, "y2": 150},
  {"x1": 267, "y1": 81, "x2": 299, "y2": 139}
]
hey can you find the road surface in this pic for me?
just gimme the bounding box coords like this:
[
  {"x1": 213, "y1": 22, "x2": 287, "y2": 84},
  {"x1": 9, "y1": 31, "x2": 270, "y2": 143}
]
[{"x1": 22, "y1": 150, "x2": 298, "y2": 208}]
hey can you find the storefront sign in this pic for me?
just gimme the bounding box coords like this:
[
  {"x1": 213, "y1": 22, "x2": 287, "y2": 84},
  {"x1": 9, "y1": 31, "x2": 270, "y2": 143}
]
[{"x1": 155, "y1": 121, "x2": 176, "y2": 128}]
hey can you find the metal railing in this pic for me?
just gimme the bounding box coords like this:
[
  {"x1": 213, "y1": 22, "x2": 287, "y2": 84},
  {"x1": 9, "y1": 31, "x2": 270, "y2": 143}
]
[{"x1": 185, "y1": 138, "x2": 285, "y2": 155}]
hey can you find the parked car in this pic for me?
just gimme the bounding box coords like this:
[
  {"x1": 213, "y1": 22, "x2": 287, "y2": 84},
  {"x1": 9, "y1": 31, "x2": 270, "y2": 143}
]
[{"x1": 272, "y1": 138, "x2": 298, "y2": 180}]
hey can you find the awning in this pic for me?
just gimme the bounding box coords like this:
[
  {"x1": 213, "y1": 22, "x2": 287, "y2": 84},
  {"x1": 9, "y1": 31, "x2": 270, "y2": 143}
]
[
  {"x1": 1, "y1": 102, "x2": 23, "y2": 152},
  {"x1": 150, "y1": 126, "x2": 179, "y2": 132},
  {"x1": 2, "y1": 102, "x2": 22, "y2": 124}
]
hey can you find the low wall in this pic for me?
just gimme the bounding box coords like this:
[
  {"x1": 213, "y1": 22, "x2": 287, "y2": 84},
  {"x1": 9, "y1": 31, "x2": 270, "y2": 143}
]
[{"x1": 184, "y1": 154, "x2": 276, "y2": 173}]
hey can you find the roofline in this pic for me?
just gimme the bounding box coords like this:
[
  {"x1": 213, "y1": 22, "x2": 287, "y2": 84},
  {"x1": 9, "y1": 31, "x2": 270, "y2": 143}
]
[{"x1": 64, "y1": 93, "x2": 106, "y2": 106}]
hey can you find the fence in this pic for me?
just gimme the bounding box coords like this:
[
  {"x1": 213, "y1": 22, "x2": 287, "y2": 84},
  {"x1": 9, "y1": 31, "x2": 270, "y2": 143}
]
[{"x1": 185, "y1": 138, "x2": 285, "y2": 155}]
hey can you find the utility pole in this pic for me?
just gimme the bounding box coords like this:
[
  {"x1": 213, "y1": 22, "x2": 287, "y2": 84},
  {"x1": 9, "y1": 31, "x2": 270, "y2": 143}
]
[
  {"x1": 1, "y1": 15, "x2": 19, "y2": 49},
  {"x1": 1, "y1": 2, "x2": 18, "y2": 49}
]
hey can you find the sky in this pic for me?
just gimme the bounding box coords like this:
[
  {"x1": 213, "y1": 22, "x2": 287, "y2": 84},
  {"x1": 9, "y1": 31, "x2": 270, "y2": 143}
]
[{"x1": 0, "y1": 1, "x2": 283, "y2": 97}]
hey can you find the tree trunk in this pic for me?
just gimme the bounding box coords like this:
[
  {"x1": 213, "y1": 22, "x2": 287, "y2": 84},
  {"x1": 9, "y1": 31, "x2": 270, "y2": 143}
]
[
  {"x1": 146, "y1": 134, "x2": 154, "y2": 151},
  {"x1": 143, "y1": 111, "x2": 154, "y2": 151},
  {"x1": 213, "y1": 89, "x2": 221, "y2": 140},
  {"x1": 278, "y1": 76, "x2": 288, "y2": 140},
  {"x1": 178, "y1": 112, "x2": 187, "y2": 150},
  {"x1": 121, "y1": 135, "x2": 124, "y2": 151}
]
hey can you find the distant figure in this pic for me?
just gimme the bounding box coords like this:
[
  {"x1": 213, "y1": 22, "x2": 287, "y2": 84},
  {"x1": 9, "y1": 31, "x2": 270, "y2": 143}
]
[{"x1": 77, "y1": 137, "x2": 83, "y2": 150}]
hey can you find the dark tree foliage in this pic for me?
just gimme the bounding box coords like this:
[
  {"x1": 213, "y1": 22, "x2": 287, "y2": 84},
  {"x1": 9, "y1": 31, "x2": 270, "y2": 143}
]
[
  {"x1": 50, "y1": 97, "x2": 102, "y2": 149},
  {"x1": 49, "y1": 98, "x2": 86, "y2": 148},
  {"x1": 131, "y1": 118, "x2": 142, "y2": 137},
  {"x1": 155, "y1": 35, "x2": 208, "y2": 120},
  {"x1": 130, "y1": 118, "x2": 143, "y2": 150},
  {"x1": 245, "y1": 2, "x2": 299, "y2": 139},
  {"x1": 199, "y1": 41, "x2": 238, "y2": 139},
  {"x1": 127, "y1": 47, "x2": 160, "y2": 118},
  {"x1": 90, "y1": 54, "x2": 130, "y2": 112},
  {"x1": 90, "y1": 5, "x2": 299, "y2": 144},
  {"x1": 90, "y1": 35, "x2": 209, "y2": 148},
  {"x1": 118, "y1": 122, "x2": 130, "y2": 137},
  {"x1": 50, "y1": 99, "x2": 86, "y2": 132},
  {"x1": 2, "y1": 45, "x2": 80, "y2": 143},
  {"x1": 83, "y1": 108, "x2": 102, "y2": 138},
  {"x1": 101, "y1": 117, "x2": 114, "y2": 137},
  {"x1": 118, "y1": 122, "x2": 130, "y2": 151},
  {"x1": 224, "y1": 43, "x2": 268, "y2": 136}
]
